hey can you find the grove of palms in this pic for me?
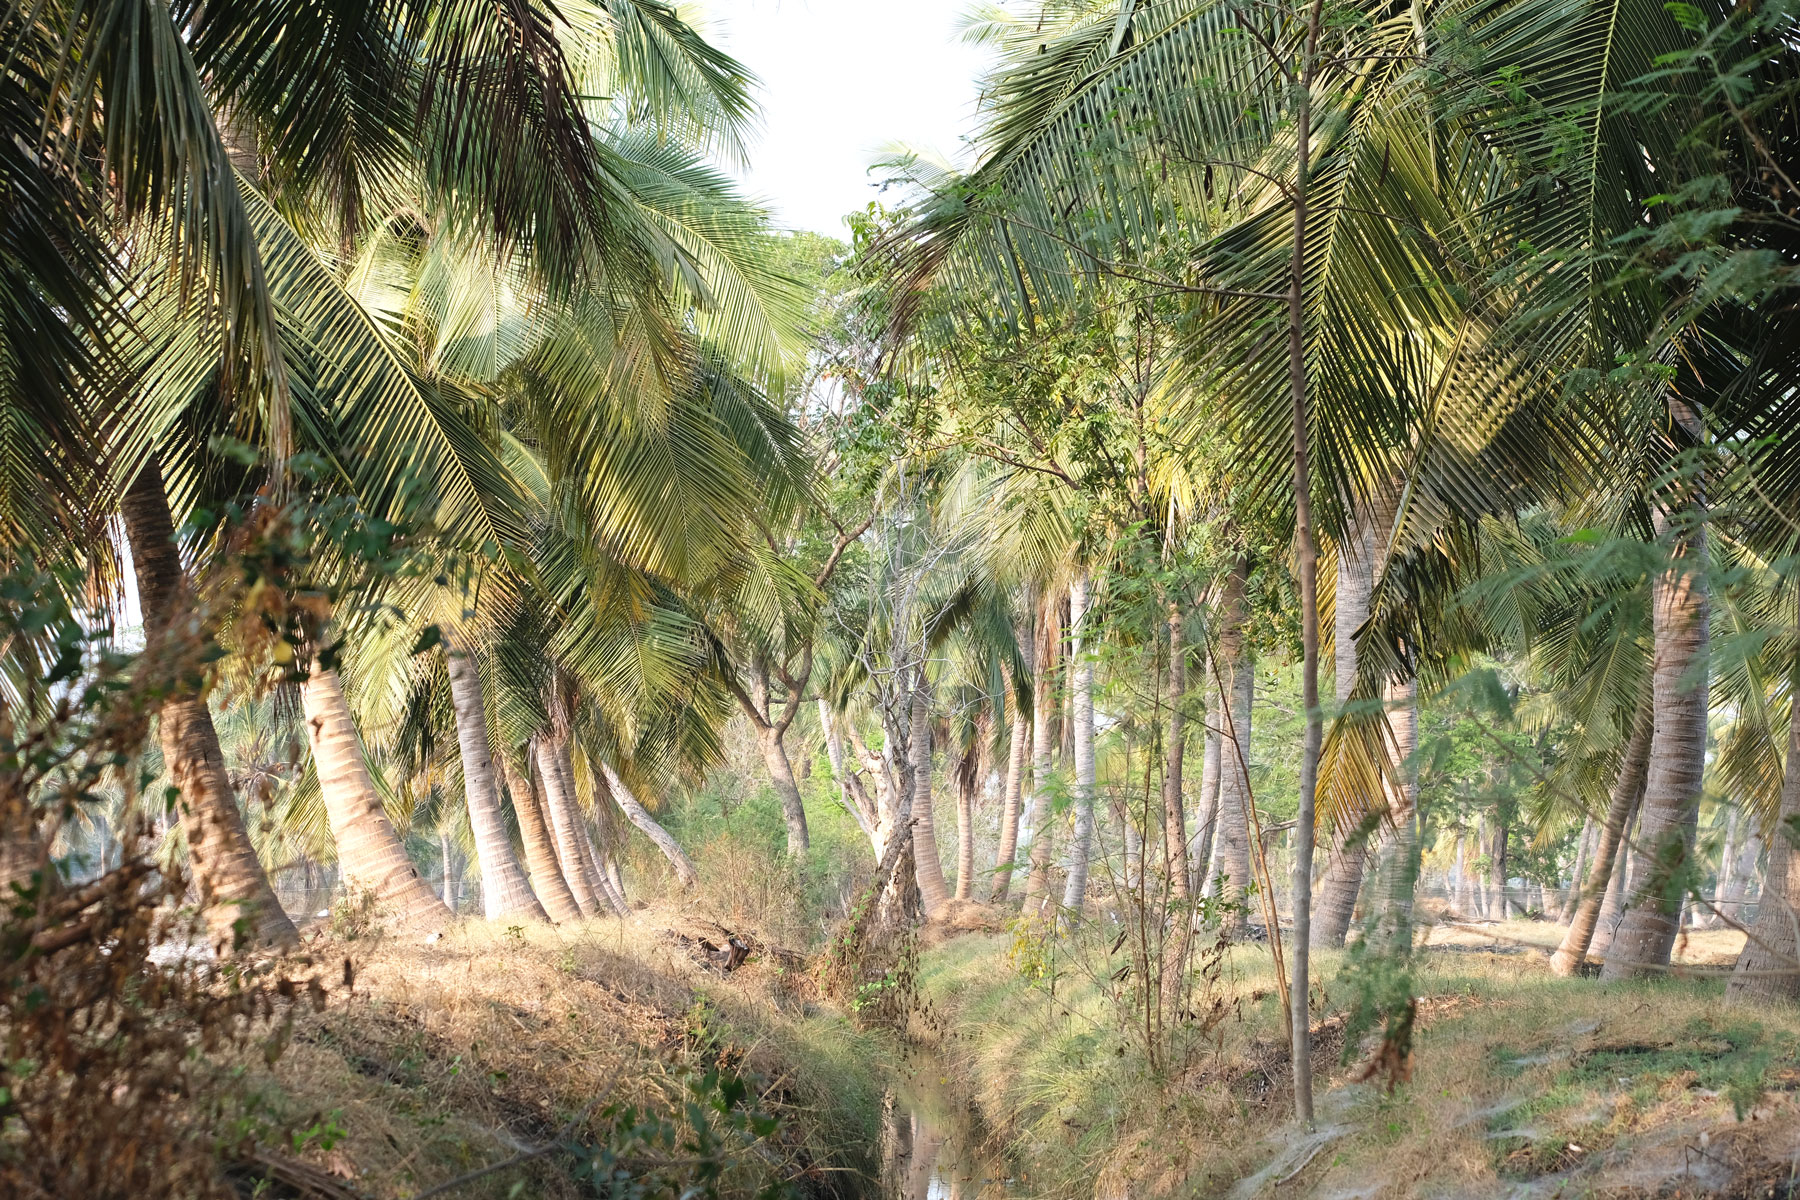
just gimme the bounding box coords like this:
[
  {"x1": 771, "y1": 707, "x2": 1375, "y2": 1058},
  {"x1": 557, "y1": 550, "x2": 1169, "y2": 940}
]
[{"x1": 3, "y1": 0, "x2": 1799, "y2": 1196}]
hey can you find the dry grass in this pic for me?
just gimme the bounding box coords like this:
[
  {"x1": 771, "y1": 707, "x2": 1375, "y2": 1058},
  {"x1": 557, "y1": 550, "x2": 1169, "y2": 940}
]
[
  {"x1": 220, "y1": 907, "x2": 889, "y2": 1199},
  {"x1": 913, "y1": 914, "x2": 1800, "y2": 1200}
]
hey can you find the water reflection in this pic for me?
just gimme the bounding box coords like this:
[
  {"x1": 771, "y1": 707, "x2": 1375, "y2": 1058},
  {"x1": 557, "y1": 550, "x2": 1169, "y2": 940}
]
[{"x1": 881, "y1": 1079, "x2": 1014, "y2": 1200}]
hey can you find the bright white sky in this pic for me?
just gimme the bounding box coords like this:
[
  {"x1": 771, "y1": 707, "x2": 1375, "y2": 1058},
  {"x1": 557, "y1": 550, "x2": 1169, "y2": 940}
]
[{"x1": 711, "y1": 0, "x2": 991, "y2": 239}]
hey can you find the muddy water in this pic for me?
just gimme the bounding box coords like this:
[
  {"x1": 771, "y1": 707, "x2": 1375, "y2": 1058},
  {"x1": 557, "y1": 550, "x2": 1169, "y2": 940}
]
[{"x1": 881, "y1": 1072, "x2": 1016, "y2": 1200}]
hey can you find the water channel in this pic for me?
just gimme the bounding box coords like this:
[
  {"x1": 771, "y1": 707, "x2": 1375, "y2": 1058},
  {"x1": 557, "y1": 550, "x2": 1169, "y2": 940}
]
[{"x1": 881, "y1": 1068, "x2": 1015, "y2": 1200}]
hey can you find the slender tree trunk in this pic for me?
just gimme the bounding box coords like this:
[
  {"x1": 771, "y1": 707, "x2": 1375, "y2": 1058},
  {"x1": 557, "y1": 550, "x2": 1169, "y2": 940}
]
[
  {"x1": 599, "y1": 764, "x2": 697, "y2": 887},
  {"x1": 1603, "y1": 507, "x2": 1710, "y2": 980},
  {"x1": 1559, "y1": 818, "x2": 1596, "y2": 926},
  {"x1": 1161, "y1": 601, "x2": 1196, "y2": 1014},
  {"x1": 1590, "y1": 800, "x2": 1642, "y2": 958},
  {"x1": 954, "y1": 748, "x2": 977, "y2": 901},
  {"x1": 1061, "y1": 569, "x2": 1099, "y2": 914},
  {"x1": 1285, "y1": 0, "x2": 1328, "y2": 1121},
  {"x1": 1717, "y1": 816, "x2": 1764, "y2": 927},
  {"x1": 1454, "y1": 834, "x2": 1473, "y2": 916},
  {"x1": 501, "y1": 755, "x2": 583, "y2": 922},
  {"x1": 534, "y1": 735, "x2": 601, "y2": 916},
  {"x1": 755, "y1": 721, "x2": 812, "y2": 856},
  {"x1": 1729, "y1": 661, "x2": 1800, "y2": 1000},
  {"x1": 580, "y1": 815, "x2": 631, "y2": 917},
  {"x1": 439, "y1": 826, "x2": 459, "y2": 911},
  {"x1": 443, "y1": 636, "x2": 545, "y2": 922},
  {"x1": 1551, "y1": 706, "x2": 1653, "y2": 973},
  {"x1": 992, "y1": 665, "x2": 1031, "y2": 901},
  {"x1": 1165, "y1": 602, "x2": 1190, "y2": 900},
  {"x1": 819, "y1": 699, "x2": 876, "y2": 841},
  {"x1": 1213, "y1": 558, "x2": 1255, "y2": 929},
  {"x1": 122, "y1": 459, "x2": 298, "y2": 949},
  {"x1": 1192, "y1": 667, "x2": 1223, "y2": 897},
  {"x1": 1490, "y1": 818, "x2": 1510, "y2": 919},
  {"x1": 911, "y1": 673, "x2": 951, "y2": 918},
  {"x1": 1022, "y1": 593, "x2": 1059, "y2": 914},
  {"x1": 300, "y1": 669, "x2": 451, "y2": 929}
]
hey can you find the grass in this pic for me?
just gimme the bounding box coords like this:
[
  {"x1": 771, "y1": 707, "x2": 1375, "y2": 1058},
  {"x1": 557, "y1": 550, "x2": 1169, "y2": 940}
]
[
  {"x1": 221, "y1": 908, "x2": 891, "y2": 1199},
  {"x1": 911, "y1": 913, "x2": 1800, "y2": 1199}
]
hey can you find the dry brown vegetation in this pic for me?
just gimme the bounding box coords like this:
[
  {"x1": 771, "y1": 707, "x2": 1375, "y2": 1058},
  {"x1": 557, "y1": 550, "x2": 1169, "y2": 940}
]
[
  {"x1": 205, "y1": 911, "x2": 888, "y2": 1199},
  {"x1": 911, "y1": 916, "x2": 1800, "y2": 1199}
]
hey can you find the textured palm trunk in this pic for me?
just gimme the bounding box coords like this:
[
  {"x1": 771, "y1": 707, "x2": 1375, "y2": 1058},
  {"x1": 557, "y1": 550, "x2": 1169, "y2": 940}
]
[
  {"x1": 123, "y1": 460, "x2": 298, "y2": 949},
  {"x1": 1021, "y1": 597, "x2": 1058, "y2": 915},
  {"x1": 1728, "y1": 671, "x2": 1800, "y2": 1001},
  {"x1": 991, "y1": 678, "x2": 1030, "y2": 901},
  {"x1": 1591, "y1": 805, "x2": 1648, "y2": 957},
  {"x1": 953, "y1": 749, "x2": 977, "y2": 901},
  {"x1": 443, "y1": 637, "x2": 545, "y2": 922},
  {"x1": 911, "y1": 674, "x2": 951, "y2": 918},
  {"x1": 1313, "y1": 514, "x2": 1379, "y2": 949},
  {"x1": 756, "y1": 725, "x2": 811, "y2": 856},
  {"x1": 534, "y1": 735, "x2": 601, "y2": 916},
  {"x1": 1213, "y1": 559, "x2": 1256, "y2": 931},
  {"x1": 300, "y1": 669, "x2": 451, "y2": 929},
  {"x1": 1603, "y1": 508, "x2": 1710, "y2": 979},
  {"x1": 1372, "y1": 677, "x2": 1419, "y2": 940},
  {"x1": 1551, "y1": 704, "x2": 1652, "y2": 973},
  {"x1": 1060, "y1": 570, "x2": 1099, "y2": 914},
  {"x1": 598, "y1": 764, "x2": 697, "y2": 887},
  {"x1": 1489, "y1": 818, "x2": 1510, "y2": 919},
  {"x1": 501, "y1": 756, "x2": 583, "y2": 923}
]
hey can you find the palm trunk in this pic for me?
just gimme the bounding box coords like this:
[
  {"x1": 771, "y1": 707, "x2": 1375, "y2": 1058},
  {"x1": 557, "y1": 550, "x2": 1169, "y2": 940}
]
[
  {"x1": 300, "y1": 669, "x2": 451, "y2": 929},
  {"x1": 439, "y1": 826, "x2": 459, "y2": 910},
  {"x1": 954, "y1": 747, "x2": 977, "y2": 901},
  {"x1": 443, "y1": 637, "x2": 545, "y2": 922},
  {"x1": 911, "y1": 673, "x2": 951, "y2": 918},
  {"x1": 1454, "y1": 834, "x2": 1474, "y2": 916},
  {"x1": 534, "y1": 735, "x2": 601, "y2": 916},
  {"x1": 1192, "y1": 674, "x2": 1223, "y2": 897},
  {"x1": 1589, "y1": 819, "x2": 1636, "y2": 958},
  {"x1": 1372, "y1": 677, "x2": 1419, "y2": 941},
  {"x1": 1728, "y1": 663, "x2": 1800, "y2": 1000},
  {"x1": 1602, "y1": 507, "x2": 1710, "y2": 980},
  {"x1": 1061, "y1": 569, "x2": 1099, "y2": 914},
  {"x1": 991, "y1": 669, "x2": 1031, "y2": 901},
  {"x1": 581, "y1": 815, "x2": 631, "y2": 917},
  {"x1": 123, "y1": 460, "x2": 298, "y2": 949},
  {"x1": 1558, "y1": 818, "x2": 1596, "y2": 925},
  {"x1": 1717, "y1": 816, "x2": 1763, "y2": 926},
  {"x1": 1551, "y1": 704, "x2": 1653, "y2": 973},
  {"x1": 1213, "y1": 558, "x2": 1255, "y2": 930},
  {"x1": 1164, "y1": 602, "x2": 1190, "y2": 900},
  {"x1": 501, "y1": 755, "x2": 583, "y2": 922},
  {"x1": 1489, "y1": 818, "x2": 1510, "y2": 919},
  {"x1": 756, "y1": 724, "x2": 811, "y2": 856},
  {"x1": 1313, "y1": 508, "x2": 1381, "y2": 949},
  {"x1": 598, "y1": 764, "x2": 697, "y2": 887},
  {"x1": 1021, "y1": 595, "x2": 1058, "y2": 914}
]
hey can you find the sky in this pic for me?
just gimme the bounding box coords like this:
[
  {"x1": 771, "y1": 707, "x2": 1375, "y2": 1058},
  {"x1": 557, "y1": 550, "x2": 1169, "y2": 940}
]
[{"x1": 711, "y1": 0, "x2": 991, "y2": 239}]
